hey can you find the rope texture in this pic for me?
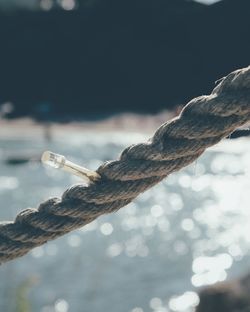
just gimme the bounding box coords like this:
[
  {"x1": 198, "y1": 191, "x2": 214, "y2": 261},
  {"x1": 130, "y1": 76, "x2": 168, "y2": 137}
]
[{"x1": 1, "y1": 66, "x2": 250, "y2": 264}]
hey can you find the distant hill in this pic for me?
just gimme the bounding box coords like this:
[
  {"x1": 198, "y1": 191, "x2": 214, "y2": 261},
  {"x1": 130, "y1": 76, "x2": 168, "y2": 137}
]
[{"x1": 0, "y1": 0, "x2": 249, "y2": 119}]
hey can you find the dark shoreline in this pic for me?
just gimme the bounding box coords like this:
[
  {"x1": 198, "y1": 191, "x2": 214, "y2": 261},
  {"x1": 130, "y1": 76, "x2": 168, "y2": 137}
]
[{"x1": 1, "y1": 0, "x2": 250, "y2": 118}]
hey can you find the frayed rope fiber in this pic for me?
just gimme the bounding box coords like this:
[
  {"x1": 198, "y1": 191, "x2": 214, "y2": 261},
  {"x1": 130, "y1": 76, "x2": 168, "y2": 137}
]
[{"x1": 1, "y1": 66, "x2": 250, "y2": 264}]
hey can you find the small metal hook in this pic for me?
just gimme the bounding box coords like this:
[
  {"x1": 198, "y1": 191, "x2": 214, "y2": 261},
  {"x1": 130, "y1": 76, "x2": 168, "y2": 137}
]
[{"x1": 41, "y1": 151, "x2": 100, "y2": 184}]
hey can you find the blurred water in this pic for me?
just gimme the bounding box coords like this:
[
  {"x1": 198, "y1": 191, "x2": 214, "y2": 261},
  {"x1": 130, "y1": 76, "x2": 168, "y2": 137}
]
[{"x1": 0, "y1": 132, "x2": 249, "y2": 312}]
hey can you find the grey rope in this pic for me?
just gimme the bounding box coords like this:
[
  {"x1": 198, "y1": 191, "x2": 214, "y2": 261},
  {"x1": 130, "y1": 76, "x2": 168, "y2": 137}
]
[{"x1": 0, "y1": 66, "x2": 250, "y2": 264}]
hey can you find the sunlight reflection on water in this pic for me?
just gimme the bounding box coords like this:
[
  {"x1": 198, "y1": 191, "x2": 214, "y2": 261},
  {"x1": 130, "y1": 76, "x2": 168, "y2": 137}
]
[{"x1": 0, "y1": 133, "x2": 249, "y2": 312}]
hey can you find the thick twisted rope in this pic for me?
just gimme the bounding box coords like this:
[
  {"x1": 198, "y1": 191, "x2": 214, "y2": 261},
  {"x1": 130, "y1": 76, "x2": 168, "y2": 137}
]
[{"x1": 1, "y1": 66, "x2": 250, "y2": 264}]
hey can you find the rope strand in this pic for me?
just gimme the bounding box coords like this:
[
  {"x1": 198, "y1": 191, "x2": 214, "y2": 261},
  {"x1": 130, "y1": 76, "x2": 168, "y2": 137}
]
[{"x1": 0, "y1": 66, "x2": 250, "y2": 264}]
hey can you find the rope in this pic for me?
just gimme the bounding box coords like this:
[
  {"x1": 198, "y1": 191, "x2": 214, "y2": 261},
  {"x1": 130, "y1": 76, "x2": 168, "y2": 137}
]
[{"x1": 1, "y1": 66, "x2": 250, "y2": 264}]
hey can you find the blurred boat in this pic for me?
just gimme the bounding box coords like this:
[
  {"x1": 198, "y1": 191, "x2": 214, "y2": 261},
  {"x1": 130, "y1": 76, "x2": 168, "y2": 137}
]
[{"x1": 3, "y1": 152, "x2": 41, "y2": 165}]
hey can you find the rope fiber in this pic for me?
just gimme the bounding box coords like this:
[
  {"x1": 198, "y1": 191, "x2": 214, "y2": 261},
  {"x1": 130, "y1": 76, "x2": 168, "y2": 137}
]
[{"x1": 1, "y1": 66, "x2": 250, "y2": 264}]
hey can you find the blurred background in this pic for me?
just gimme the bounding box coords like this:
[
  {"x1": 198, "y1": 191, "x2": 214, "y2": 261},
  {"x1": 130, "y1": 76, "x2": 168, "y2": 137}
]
[
  {"x1": 0, "y1": 0, "x2": 250, "y2": 119},
  {"x1": 0, "y1": 0, "x2": 250, "y2": 311}
]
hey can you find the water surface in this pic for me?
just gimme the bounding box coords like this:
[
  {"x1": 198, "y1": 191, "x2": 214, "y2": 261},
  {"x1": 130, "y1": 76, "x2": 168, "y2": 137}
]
[{"x1": 0, "y1": 132, "x2": 249, "y2": 312}]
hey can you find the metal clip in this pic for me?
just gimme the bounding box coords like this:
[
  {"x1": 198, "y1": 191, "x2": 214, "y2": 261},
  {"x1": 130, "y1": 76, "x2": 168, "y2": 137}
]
[{"x1": 41, "y1": 151, "x2": 100, "y2": 184}]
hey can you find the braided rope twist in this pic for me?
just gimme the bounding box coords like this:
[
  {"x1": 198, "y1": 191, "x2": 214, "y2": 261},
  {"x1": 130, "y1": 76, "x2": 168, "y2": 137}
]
[{"x1": 1, "y1": 66, "x2": 250, "y2": 264}]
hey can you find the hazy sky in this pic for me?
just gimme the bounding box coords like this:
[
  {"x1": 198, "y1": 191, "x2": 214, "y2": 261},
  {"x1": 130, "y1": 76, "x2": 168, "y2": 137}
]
[
  {"x1": 196, "y1": 0, "x2": 221, "y2": 4},
  {"x1": 0, "y1": 0, "x2": 222, "y2": 10}
]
